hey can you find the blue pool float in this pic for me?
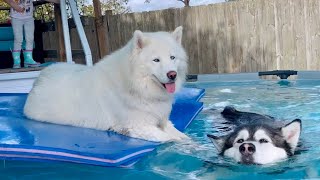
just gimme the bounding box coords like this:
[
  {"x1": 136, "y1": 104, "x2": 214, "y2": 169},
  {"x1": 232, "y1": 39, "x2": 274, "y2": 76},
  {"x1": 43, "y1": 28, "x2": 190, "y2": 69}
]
[{"x1": 0, "y1": 87, "x2": 204, "y2": 167}]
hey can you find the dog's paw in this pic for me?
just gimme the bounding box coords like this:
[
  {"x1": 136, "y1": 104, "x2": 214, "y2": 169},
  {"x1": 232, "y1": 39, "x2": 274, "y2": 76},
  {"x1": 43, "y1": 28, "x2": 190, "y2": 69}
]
[{"x1": 169, "y1": 133, "x2": 191, "y2": 143}]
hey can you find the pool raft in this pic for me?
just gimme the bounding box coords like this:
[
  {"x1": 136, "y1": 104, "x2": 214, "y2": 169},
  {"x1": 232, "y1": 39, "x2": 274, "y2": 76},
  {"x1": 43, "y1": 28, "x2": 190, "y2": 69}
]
[{"x1": 0, "y1": 87, "x2": 204, "y2": 167}]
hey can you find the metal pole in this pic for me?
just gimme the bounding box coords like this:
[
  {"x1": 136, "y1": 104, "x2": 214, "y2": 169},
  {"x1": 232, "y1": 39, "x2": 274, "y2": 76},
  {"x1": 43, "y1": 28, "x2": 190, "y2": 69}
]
[
  {"x1": 60, "y1": 0, "x2": 73, "y2": 64},
  {"x1": 69, "y1": 0, "x2": 93, "y2": 66}
]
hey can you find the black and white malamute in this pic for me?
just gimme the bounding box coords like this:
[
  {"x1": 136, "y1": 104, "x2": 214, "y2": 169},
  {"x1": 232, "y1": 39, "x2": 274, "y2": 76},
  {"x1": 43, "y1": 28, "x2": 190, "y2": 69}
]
[{"x1": 207, "y1": 106, "x2": 302, "y2": 165}]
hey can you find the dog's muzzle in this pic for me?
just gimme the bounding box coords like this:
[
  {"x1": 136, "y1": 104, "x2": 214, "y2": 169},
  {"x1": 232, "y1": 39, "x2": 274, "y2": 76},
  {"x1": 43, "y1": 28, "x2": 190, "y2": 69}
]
[
  {"x1": 160, "y1": 71, "x2": 177, "y2": 94},
  {"x1": 239, "y1": 143, "x2": 256, "y2": 155},
  {"x1": 167, "y1": 71, "x2": 177, "y2": 81},
  {"x1": 239, "y1": 143, "x2": 255, "y2": 164}
]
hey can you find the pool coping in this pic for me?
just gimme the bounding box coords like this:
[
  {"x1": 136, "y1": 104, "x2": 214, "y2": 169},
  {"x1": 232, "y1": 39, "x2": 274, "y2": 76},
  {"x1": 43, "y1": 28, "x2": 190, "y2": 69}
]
[
  {"x1": 187, "y1": 71, "x2": 320, "y2": 82},
  {"x1": 0, "y1": 70, "x2": 319, "y2": 93}
]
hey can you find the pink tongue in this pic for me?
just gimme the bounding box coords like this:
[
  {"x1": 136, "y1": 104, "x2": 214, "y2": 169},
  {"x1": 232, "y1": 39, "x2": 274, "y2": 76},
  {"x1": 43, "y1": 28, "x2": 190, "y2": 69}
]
[{"x1": 164, "y1": 83, "x2": 176, "y2": 93}]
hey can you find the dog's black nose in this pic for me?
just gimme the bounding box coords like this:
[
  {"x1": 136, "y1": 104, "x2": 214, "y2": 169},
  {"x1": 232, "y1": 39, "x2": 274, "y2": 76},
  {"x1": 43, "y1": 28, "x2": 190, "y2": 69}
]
[
  {"x1": 239, "y1": 143, "x2": 256, "y2": 155},
  {"x1": 167, "y1": 71, "x2": 177, "y2": 80}
]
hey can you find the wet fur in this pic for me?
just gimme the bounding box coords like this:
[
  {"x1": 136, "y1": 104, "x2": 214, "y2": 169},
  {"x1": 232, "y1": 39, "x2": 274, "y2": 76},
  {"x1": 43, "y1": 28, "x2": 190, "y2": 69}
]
[{"x1": 208, "y1": 106, "x2": 302, "y2": 164}]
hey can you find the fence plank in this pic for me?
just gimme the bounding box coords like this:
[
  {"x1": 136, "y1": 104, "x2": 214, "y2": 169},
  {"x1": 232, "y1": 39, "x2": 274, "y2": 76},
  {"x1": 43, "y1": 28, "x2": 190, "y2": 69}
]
[{"x1": 42, "y1": 0, "x2": 320, "y2": 74}]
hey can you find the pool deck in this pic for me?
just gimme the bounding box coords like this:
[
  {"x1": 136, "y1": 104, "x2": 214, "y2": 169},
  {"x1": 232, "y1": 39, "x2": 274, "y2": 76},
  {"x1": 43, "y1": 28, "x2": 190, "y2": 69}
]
[
  {"x1": 0, "y1": 67, "x2": 43, "y2": 74},
  {"x1": 0, "y1": 68, "x2": 41, "y2": 93}
]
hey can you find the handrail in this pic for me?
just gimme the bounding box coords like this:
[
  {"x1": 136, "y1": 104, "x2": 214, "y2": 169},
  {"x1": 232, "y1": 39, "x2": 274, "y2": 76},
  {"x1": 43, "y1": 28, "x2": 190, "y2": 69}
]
[
  {"x1": 60, "y1": 0, "x2": 73, "y2": 64},
  {"x1": 68, "y1": 0, "x2": 93, "y2": 66}
]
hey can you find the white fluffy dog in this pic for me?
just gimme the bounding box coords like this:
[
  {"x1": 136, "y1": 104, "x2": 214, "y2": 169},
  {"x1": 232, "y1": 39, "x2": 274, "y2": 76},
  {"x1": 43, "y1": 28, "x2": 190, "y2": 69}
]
[{"x1": 24, "y1": 26, "x2": 189, "y2": 142}]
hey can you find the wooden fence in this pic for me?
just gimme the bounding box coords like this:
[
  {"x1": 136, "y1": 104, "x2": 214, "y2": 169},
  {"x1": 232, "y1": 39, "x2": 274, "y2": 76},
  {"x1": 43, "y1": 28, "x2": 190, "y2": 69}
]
[{"x1": 43, "y1": 0, "x2": 320, "y2": 74}]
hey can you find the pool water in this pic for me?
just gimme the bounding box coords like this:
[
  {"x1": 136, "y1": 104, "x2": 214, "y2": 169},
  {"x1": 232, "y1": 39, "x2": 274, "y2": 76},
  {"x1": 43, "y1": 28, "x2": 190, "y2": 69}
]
[{"x1": 1, "y1": 79, "x2": 320, "y2": 179}]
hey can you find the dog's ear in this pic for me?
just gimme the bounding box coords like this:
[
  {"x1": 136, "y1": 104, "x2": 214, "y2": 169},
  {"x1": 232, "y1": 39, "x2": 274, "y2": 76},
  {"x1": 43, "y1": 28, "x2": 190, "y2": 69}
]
[
  {"x1": 281, "y1": 119, "x2": 302, "y2": 153},
  {"x1": 207, "y1": 134, "x2": 225, "y2": 152},
  {"x1": 133, "y1": 30, "x2": 147, "y2": 50},
  {"x1": 172, "y1": 26, "x2": 183, "y2": 44}
]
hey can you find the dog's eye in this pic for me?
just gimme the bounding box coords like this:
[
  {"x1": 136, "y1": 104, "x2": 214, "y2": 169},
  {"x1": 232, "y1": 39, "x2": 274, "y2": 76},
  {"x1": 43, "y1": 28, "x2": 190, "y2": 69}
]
[
  {"x1": 259, "y1": 139, "x2": 269, "y2": 143},
  {"x1": 153, "y1": 58, "x2": 160, "y2": 62},
  {"x1": 170, "y1": 56, "x2": 175, "y2": 60},
  {"x1": 236, "y1": 139, "x2": 244, "y2": 143}
]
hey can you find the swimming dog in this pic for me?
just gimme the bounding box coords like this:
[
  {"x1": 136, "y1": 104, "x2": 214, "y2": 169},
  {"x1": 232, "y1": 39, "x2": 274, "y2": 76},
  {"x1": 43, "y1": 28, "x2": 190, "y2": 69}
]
[{"x1": 207, "y1": 106, "x2": 302, "y2": 165}]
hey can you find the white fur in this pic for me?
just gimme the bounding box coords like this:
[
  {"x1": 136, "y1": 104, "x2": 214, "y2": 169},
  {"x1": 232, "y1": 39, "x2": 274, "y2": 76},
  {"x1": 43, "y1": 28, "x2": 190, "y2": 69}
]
[
  {"x1": 223, "y1": 129, "x2": 288, "y2": 164},
  {"x1": 223, "y1": 130, "x2": 250, "y2": 163},
  {"x1": 234, "y1": 130, "x2": 249, "y2": 143},
  {"x1": 252, "y1": 130, "x2": 287, "y2": 164},
  {"x1": 24, "y1": 27, "x2": 189, "y2": 142}
]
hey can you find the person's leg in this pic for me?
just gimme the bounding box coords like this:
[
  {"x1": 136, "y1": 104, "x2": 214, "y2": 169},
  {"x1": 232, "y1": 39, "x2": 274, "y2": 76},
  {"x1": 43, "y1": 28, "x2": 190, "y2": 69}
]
[
  {"x1": 24, "y1": 17, "x2": 34, "y2": 50},
  {"x1": 11, "y1": 18, "x2": 24, "y2": 68},
  {"x1": 23, "y1": 17, "x2": 40, "y2": 67}
]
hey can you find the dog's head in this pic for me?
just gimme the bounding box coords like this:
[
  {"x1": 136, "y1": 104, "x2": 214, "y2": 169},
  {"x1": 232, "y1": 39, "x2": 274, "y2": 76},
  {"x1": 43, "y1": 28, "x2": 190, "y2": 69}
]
[
  {"x1": 130, "y1": 26, "x2": 188, "y2": 95},
  {"x1": 207, "y1": 119, "x2": 302, "y2": 165}
]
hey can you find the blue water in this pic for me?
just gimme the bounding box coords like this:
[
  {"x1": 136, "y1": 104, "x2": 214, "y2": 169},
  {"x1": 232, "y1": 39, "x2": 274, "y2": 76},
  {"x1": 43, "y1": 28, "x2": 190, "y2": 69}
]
[{"x1": 1, "y1": 79, "x2": 320, "y2": 179}]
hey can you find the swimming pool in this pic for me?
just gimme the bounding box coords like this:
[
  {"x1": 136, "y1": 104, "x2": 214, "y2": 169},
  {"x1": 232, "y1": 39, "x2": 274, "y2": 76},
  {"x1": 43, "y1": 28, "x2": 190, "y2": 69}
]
[{"x1": 1, "y1": 72, "x2": 320, "y2": 179}]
